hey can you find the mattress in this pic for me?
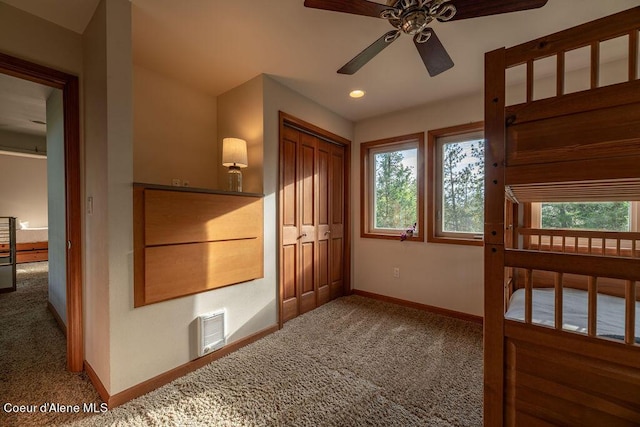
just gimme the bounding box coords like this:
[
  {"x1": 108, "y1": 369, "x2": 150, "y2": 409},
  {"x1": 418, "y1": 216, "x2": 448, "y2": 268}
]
[
  {"x1": 506, "y1": 287, "x2": 640, "y2": 340},
  {"x1": 16, "y1": 227, "x2": 48, "y2": 243}
]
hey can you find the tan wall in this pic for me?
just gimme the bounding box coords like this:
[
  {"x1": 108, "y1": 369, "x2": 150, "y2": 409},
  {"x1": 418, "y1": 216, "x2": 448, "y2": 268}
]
[
  {"x1": 0, "y1": 3, "x2": 82, "y2": 76},
  {"x1": 133, "y1": 65, "x2": 218, "y2": 189},
  {"x1": 0, "y1": 154, "x2": 48, "y2": 227},
  {"x1": 354, "y1": 93, "x2": 485, "y2": 316}
]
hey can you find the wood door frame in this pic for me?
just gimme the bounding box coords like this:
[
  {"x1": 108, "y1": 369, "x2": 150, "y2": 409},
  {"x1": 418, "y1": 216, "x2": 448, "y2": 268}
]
[
  {"x1": 0, "y1": 52, "x2": 83, "y2": 372},
  {"x1": 278, "y1": 112, "x2": 351, "y2": 328}
]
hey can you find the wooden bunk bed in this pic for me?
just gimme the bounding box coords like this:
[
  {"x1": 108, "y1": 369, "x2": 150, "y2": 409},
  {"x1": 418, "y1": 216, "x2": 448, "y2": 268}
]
[{"x1": 484, "y1": 7, "x2": 640, "y2": 426}]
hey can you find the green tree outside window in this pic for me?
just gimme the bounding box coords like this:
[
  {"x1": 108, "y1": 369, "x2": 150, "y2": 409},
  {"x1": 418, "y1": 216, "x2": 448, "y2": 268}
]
[
  {"x1": 373, "y1": 149, "x2": 417, "y2": 230},
  {"x1": 441, "y1": 139, "x2": 484, "y2": 234}
]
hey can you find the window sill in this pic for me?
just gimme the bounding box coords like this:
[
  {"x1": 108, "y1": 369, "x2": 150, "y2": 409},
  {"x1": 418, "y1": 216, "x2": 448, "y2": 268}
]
[
  {"x1": 427, "y1": 236, "x2": 483, "y2": 246},
  {"x1": 361, "y1": 232, "x2": 424, "y2": 242}
]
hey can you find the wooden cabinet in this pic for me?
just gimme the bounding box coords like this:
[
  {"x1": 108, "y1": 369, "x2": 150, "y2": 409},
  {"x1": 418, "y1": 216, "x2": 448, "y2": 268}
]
[{"x1": 133, "y1": 184, "x2": 264, "y2": 307}]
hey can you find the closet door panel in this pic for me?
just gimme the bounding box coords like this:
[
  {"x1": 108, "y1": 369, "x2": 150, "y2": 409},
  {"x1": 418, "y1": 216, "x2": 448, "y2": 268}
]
[
  {"x1": 330, "y1": 145, "x2": 345, "y2": 299},
  {"x1": 317, "y1": 141, "x2": 331, "y2": 306},
  {"x1": 281, "y1": 128, "x2": 299, "y2": 322},
  {"x1": 331, "y1": 238, "x2": 344, "y2": 299},
  {"x1": 299, "y1": 133, "x2": 317, "y2": 313}
]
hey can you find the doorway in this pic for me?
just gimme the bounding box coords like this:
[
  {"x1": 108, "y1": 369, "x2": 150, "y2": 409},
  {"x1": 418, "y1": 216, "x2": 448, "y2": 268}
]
[
  {"x1": 278, "y1": 112, "x2": 351, "y2": 326},
  {"x1": 0, "y1": 52, "x2": 82, "y2": 372}
]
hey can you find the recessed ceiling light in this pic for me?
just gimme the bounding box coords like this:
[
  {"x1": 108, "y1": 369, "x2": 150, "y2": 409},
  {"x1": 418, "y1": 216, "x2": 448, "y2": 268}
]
[{"x1": 349, "y1": 89, "x2": 365, "y2": 99}]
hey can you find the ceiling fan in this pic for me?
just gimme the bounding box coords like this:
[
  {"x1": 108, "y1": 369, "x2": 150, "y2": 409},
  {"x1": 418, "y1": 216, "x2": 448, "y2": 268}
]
[{"x1": 303, "y1": 0, "x2": 548, "y2": 76}]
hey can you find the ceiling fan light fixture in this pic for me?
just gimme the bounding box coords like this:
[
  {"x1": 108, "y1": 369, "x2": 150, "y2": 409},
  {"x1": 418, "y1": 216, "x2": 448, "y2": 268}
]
[
  {"x1": 401, "y1": 10, "x2": 429, "y2": 35},
  {"x1": 349, "y1": 89, "x2": 366, "y2": 98}
]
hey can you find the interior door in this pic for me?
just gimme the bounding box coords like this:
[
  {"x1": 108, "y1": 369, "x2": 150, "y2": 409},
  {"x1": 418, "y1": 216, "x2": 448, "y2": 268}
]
[{"x1": 279, "y1": 118, "x2": 348, "y2": 324}]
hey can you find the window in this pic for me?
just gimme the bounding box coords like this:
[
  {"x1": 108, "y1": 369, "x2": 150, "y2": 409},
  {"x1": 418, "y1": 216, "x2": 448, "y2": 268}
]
[
  {"x1": 428, "y1": 122, "x2": 484, "y2": 245},
  {"x1": 531, "y1": 201, "x2": 639, "y2": 232},
  {"x1": 361, "y1": 133, "x2": 424, "y2": 241}
]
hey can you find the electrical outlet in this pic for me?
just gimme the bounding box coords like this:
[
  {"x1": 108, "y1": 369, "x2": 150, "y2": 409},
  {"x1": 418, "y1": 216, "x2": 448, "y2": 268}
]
[
  {"x1": 172, "y1": 178, "x2": 181, "y2": 187},
  {"x1": 393, "y1": 267, "x2": 400, "y2": 278},
  {"x1": 183, "y1": 180, "x2": 190, "y2": 187}
]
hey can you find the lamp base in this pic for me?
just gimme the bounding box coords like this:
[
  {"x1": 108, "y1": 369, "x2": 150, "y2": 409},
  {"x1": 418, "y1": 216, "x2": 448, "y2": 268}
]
[{"x1": 227, "y1": 166, "x2": 242, "y2": 192}]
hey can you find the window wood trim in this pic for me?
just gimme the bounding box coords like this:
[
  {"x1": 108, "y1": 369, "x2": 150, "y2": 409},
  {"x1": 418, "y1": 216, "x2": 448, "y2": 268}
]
[
  {"x1": 360, "y1": 132, "x2": 425, "y2": 241},
  {"x1": 427, "y1": 121, "x2": 484, "y2": 246}
]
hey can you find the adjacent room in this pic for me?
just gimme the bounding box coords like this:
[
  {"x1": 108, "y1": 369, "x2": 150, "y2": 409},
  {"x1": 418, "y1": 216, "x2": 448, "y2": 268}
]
[{"x1": 0, "y1": 0, "x2": 639, "y2": 426}]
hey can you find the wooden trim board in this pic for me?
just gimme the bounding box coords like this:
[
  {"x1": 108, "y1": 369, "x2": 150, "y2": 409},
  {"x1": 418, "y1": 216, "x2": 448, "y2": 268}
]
[
  {"x1": 47, "y1": 301, "x2": 67, "y2": 337},
  {"x1": 84, "y1": 324, "x2": 279, "y2": 409},
  {"x1": 0, "y1": 51, "x2": 83, "y2": 373},
  {"x1": 352, "y1": 289, "x2": 483, "y2": 325}
]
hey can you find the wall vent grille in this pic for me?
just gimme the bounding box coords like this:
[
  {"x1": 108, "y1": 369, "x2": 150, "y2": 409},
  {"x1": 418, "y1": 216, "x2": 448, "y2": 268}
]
[{"x1": 197, "y1": 310, "x2": 225, "y2": 357}]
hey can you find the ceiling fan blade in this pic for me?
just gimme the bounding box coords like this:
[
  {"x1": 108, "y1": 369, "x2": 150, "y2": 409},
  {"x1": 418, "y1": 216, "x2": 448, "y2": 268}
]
[
  {"x1": 446, "y1": 0, "x2": 548, "y2": 21},
  {"x1": 338, "y1": 31, "x2": 400, "y2": 75},
  {"x1": 304, "y1": 0, "x2": 399, "y2": 18},
  {"x1": 414, "y1": 29, "x2": 454, "y2": 77}
]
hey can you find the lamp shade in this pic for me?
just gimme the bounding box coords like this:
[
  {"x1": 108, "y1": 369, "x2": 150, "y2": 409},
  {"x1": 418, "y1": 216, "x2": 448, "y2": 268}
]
[{"x1": 222, "y1": 138, "x2": 248, "y2": 168}]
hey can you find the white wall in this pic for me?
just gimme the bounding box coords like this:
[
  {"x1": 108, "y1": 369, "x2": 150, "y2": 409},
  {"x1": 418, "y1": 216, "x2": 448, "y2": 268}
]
[
  {"x1": 0, "y1": 154, "x2": 48, "y2": 227},
  {"x1": 46, "y1": 88, "x2": 66, "y2": 324},
  {"x1": 354, "y1": 93, "x2": 485, "y2": 316},
  {"x1": 133, "y1": 65, "x2": 218, "y2": 189},
  {"x1": 82, "y1": 0, "x2": 111, "y2": 392}
]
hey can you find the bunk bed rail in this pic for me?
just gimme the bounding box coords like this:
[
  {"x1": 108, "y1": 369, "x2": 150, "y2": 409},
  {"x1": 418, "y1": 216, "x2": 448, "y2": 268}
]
[
  {"x1": 518, "y1": 227, "x2": 640, "y2": 258},
  {"x1": 505, "y1": 249, "x2": 639, "y2": 345}
]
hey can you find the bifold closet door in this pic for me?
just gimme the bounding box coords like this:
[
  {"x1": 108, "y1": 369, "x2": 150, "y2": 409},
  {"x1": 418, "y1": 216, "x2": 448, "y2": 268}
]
[
  {"x1": 298, "y1": 133, "x2": 317, "y2": 315},
  {"x1": 280, "y1": 126, "x2": 345, "y2": 323}
]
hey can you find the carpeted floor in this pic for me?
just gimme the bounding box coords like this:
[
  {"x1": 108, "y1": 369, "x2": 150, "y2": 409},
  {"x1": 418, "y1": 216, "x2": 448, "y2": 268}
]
[
  {"x1": 0, "y1": 262, "x2": 101, "y2": 427},
  {"x1": 2, "y1": 265, "x2": 483, "y2": 426}
]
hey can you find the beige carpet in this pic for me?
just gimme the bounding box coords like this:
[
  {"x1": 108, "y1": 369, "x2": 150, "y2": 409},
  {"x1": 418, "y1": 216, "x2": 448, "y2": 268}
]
[
  {"x1": 74, "y1": 296, "x2": 483, "y2": 426},
  {"x1": 0, "y1": 262, "x2": 101, "y2": 427},
  {"x1": 2, "y1": 266, "x2": 483, "y2": 426}
]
